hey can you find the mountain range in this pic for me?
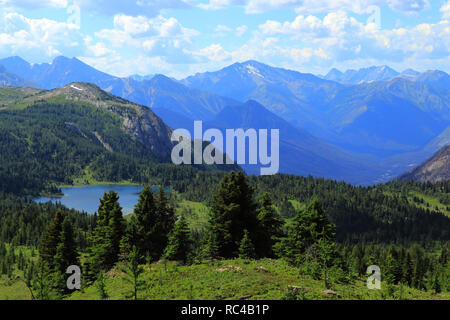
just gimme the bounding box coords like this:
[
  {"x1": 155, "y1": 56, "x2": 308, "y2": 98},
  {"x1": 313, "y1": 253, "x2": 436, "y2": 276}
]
[
  {"x1": 323, "y1": 65, "x2": 400, "y2": 83},
  {"x1": 0, "y1": 56, "x2": 449, "y2": 185},
  {"x1": 181, "y1": 60, "x2": 449, "y2": 157},
  {"x1": 322, "y1": 65, "x2": 450, "y2": 90}
]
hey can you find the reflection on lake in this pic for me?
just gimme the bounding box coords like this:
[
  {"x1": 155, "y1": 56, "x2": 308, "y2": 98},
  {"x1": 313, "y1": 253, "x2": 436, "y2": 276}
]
[{"x1": 34, "y1": 185, "x2": 144, "y2": 214}]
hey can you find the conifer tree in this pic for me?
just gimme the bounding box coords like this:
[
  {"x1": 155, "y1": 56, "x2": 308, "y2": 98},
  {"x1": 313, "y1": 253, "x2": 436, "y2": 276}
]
[
  {"x1": 39, "y1": 210, "x2": 65, "y2": 269},
  {"x1": 207, "y1": 171, "x2": 258, "y2": 258},
  {"x1": 96, "y1": 270, "x2": 108, "y2": 300},
  {"x1": 238, "y1": 229, "x2": 257, "y2": 260},
  {"x1": 33, "y1": 261, "x2": 52, "y2": 300},
  {"x1": 401, "y1": 252, "x2": 413, "y2": 286},
  {"x1": 257, "y1": 192, "x2": 283, "y2": 258},
  {"x1": 164, "y1": 215, "x2": 192, "y2": 264},
  {"x1": 349, "y1": 244, "x2": 366, "y2": 276},
  {"x1": 384, "y1": 245, "x2": 402, "y2": 284},
  {"x1": 154, "y1": 186, "x2": 176, "y2": 259},
  {"x1": 86, "y1": 191, "x2": 125, "y2": 279},
  {"x1": 276, "y1": 199, "x2": 336, "y2": 266},
  {"x1": 201, "y1": 231, "x2": 220, "y2": 262},
  {"x1": 121, "y1": 246, "x2": 145, "y2": 300},
  {"x1": 54, "y1": 216, "x2": 79, "y2": 294},
  {"x1": 431, "y1": 269, "x2": 442, "y2": 293},
  {"x1": 126, "y1": 185, "x2": 158, "y2": 261},
  {"x1": 317, "y1": 237, "x2": 336, "y2": 289},
  {"x1": 410, "y1": 244, "x2": 426, "y2": 289}
]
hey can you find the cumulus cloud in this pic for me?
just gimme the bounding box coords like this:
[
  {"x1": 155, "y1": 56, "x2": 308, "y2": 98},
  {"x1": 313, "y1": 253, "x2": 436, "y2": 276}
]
[
  {"x1": 95, "y1": 15, "x2": 199, "y2": 64},
  {"x1": 215, "y1": 24, "x2": 232, "y2": 32},
  {"x1": 195, "y1": 43, "x2": 231, "y2": 62},
  {"x1": 0, "y1": 12, "x2": 83, "y2": 61},
  {"x1": 441, "y1": 1, "x2": 450, "y2": 19}
]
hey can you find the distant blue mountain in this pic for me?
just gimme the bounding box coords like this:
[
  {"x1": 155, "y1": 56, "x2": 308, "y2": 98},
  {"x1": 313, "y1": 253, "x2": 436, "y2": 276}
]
[
  {"x1": 415, "y1": 70, "x2": 450, "y2": 91},
  {"x1": 0, "y1": 64, "x2": 40, "y2": 88},
  {"x1": 323, "y1": 68, "x2": 344, "y2": 82},
  {"x1": 181, "y1": 60, "x2": 343, "y2": 133},
  {"x1": 323, "y1": 65, "x2": 450, "y2": 91},
  {"x1": 324, "y1": 65, "x2": 400, "y2": 84},
  {"x1": 129, "y1": 74, "x2": 154, "y2": 81},
  {"x1": 0, "y1": 56, "x2": 116, "y2": 89}
]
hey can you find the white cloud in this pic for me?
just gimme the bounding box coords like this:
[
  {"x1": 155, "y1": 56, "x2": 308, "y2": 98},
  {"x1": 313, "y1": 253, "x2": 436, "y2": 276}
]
[
  {"x1": 215, "y1": 24, "x2": 232, "y2": 32},
  {"x1": 95, "y1": 15, "x2": 200, "y2": 64},
  {"x1": 0, "y1": 12, "x2": 83, "y2": 61},
  {"x1": 84, "y1": 36, "x2": 115, "y2": 57},
  {"x1": 259, "y1": 11, "x2": 364, "y2": 42},
  {"x1": 232, "y1": 10, "x2": 449, "y2": 75},
  {"x1": 441, "y1": 1, "x2": 450, "y2": 19},
  {"x1": 387, "y1": 0, "x2": 430, "y2": 14},
  {"x1": 198, "y1": 0, "x2": 235, "y2": 10},
  {"x1": 236, "y1": 25, "x2": 248, "y2": 36},
  {"x1": 195, "y1": 43, "x2": 231, "y2": 62}
]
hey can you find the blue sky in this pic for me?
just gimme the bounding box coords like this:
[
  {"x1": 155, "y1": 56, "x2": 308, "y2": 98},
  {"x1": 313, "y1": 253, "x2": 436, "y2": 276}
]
[{"x1": 0, "y1": 0, "x2": 449, "y2": 78}]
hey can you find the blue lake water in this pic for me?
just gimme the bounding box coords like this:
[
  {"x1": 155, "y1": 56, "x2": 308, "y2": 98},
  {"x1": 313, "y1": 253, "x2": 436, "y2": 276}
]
[{"x1": 34, "y1": 185, "x2": 144, "y2": 214}]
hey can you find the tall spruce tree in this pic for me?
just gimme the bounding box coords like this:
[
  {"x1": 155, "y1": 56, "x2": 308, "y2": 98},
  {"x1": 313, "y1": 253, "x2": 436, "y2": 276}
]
[
  {"x1": 54, "y1": 216, "x2": 79, "y2": 294},
  {"x1": 238, "y1": 229, "x2": 257, "y2": 260},
  {"x1": 86, "y1": 191, "x2": 125, "y2": 278},
  {"x1": 39, "y1": 210, "x2": 65, "y2": 269},
  {"x1": 207, "y1": 171, "x2": 258, "y2": 258},
  {"x1": 164, "y1": 215, "x2": 192, "y2": 264},
  {"x1": 257, "y1": 192, "x2": 283, "y2": 258},
  {"x1": 153, "y1": 186, "x2": 176, "y2": 260},
  {"x1": 401, "y1": 252, "x2": 413, "y2": 286},
  {"x1": 126, "y1": 185, "x2": 158, "y2": 261}
]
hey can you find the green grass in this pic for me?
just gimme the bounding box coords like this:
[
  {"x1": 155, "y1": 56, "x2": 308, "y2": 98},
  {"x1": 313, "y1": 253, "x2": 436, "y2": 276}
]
[
  {"x1": 0, "y1": 276, "x2": 33, "y2": 300},
  {"x1": 175, "y1": 200, "x2": 210, "y2": 233},
  {"x1": 407, "y1": 191, "x2": 450, "y2": 217},
  {"x1": 1, "y1": 245, "x2": 448, "y2": 300},
  {"x1": 67, "y1": 259, "x2": 449, "y2": 300},
  {"x1": 59, "y1": 167, "x2": 141, "y2": 188}
]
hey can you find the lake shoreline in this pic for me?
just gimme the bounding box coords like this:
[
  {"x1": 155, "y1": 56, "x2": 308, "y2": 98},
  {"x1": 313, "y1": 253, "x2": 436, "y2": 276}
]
[{"x1": 34, "y1": 184, "x2": 145, "y2": 215}]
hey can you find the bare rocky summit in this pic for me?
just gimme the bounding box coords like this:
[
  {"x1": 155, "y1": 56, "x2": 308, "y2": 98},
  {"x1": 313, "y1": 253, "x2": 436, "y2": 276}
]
[{"x1": 398, "y1": 145, "x2": 449, "y2": 183}]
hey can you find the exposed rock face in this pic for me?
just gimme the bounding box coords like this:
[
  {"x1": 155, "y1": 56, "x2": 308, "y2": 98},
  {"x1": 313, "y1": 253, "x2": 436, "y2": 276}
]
[
  {"x1": 398, "y1": 145, "x2": 450, "y2": 183},
  {"x1": 23, "y1": 82, "x2": 174, "y2": 160}
]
